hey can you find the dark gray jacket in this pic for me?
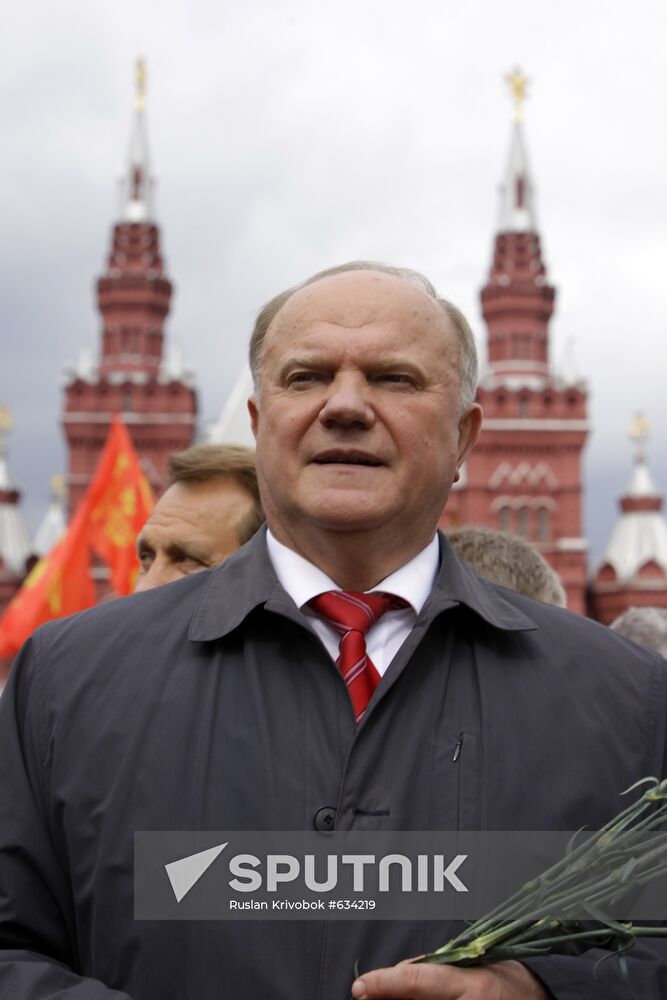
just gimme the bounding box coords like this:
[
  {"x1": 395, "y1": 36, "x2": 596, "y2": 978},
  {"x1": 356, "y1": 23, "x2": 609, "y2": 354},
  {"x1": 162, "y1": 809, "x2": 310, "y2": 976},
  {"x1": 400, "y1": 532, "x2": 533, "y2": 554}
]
[{"x1": 0, "y1": 529, "x2": 666, "y2": 999}]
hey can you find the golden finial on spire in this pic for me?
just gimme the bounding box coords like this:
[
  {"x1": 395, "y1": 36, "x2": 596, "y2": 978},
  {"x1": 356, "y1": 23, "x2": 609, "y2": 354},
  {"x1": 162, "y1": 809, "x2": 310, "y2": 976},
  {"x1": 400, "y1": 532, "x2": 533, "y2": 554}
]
[
  {"x1": 629, "y1": 411, "x2": 650, "y2": 440},
  {"x1": 629, "y1": 411, "x2": 650, "y2": 462},
  {"x1": 506, "y1": 67, "x2": 529, "y2": 123},
  {"x1": 0, "y1": 404, "x2": 11, "y2": 456},
  {"x1": 135, "y1": 57, "x2": 146, "y2": 112},
  {"x1": 50, "y1": 474, "x2": 66, "y2": 500},
  {"x1": 0, "y1": 404, "x2": 12, "y2": 433}
]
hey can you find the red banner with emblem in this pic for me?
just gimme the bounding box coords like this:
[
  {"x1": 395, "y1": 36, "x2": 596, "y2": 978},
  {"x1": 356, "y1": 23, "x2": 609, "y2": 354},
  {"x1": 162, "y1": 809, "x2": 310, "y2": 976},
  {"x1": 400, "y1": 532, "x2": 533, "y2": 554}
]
[
  {"x1": 0, "y1": 417, "x2": 154, "y2": 659},
  {"x1": 85, "y1": 416, "x2": 154, "y2": 596},
  {"x1": 0, "y1": 500, "x2": 95, "y2": 658}
]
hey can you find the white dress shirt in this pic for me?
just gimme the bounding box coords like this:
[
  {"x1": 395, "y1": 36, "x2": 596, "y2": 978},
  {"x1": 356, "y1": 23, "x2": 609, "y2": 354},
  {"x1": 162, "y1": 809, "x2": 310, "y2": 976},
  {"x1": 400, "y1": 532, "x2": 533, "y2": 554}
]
[{"x1": 266, "y1": 530, "x2": 439, "y2": 676}]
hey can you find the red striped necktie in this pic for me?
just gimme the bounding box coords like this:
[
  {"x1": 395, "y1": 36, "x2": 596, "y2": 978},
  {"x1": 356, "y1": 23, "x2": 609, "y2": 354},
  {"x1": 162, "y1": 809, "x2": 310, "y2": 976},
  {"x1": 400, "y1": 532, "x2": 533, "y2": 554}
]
[{"x1": 308, "y1": 591, "x2": 407, "y2": 723}]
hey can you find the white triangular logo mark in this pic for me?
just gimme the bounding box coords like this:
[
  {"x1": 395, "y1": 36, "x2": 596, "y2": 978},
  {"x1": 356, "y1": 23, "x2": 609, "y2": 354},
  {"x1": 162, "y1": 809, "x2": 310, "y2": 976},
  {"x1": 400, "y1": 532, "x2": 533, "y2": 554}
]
[{"x1": 165, "y1": 842, "x2": 228, "y2": 903}]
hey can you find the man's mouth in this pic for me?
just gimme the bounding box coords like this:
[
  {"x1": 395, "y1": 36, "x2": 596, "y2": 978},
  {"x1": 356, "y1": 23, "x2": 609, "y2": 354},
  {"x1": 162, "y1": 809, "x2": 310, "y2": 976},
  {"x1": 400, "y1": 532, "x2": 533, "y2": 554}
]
[{"x1": 312, "y1": 450, "x2": 384, "y2": 467}]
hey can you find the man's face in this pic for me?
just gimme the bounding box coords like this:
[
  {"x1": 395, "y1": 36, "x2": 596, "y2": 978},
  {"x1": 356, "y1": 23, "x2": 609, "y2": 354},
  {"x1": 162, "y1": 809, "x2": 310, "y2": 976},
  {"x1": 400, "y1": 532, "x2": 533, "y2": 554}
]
[
  {"x1": 134, "y1": 477, "x2": 255, "y2": 591},
  {"x1": 249, "y1": 270, "x2": 482, "y2": 553}
]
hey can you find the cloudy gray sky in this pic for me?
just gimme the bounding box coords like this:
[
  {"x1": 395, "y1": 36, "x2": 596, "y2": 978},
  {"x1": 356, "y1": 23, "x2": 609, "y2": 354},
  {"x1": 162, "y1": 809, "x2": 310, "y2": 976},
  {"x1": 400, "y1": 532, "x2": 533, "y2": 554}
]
[{"x1": 2, "y1": 0, "x2": 666, "y2": 563}]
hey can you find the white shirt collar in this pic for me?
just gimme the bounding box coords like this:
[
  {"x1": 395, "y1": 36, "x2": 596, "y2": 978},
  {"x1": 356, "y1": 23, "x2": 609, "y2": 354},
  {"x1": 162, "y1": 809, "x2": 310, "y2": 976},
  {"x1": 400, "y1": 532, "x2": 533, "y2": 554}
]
[{"x1": 265, "y1": 529, "x2": 439, "y2": 614}]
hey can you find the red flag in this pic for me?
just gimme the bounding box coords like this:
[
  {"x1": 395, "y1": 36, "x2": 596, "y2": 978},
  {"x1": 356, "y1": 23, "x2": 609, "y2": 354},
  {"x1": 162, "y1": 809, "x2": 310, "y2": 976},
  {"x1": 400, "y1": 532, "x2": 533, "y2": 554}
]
[
  {"x1": 0, "y1": 501, "x2": 95, "y2": 659},
  {"x1": 0, "y1": 417, "x2": 154, "y2": 657},
  {"x1": 85, "y1": 417, "x2": 154, "y2": 595}
]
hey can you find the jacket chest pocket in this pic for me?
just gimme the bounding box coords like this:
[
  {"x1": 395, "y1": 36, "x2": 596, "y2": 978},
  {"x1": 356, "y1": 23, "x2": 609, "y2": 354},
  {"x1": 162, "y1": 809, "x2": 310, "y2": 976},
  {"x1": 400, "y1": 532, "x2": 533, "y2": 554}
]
[
  {"x1": 430, "y1": 730, "x2": 481, "y2": 831},
  {"x1": 453, "y1": 732, "x2": 480, "y2": 830}
]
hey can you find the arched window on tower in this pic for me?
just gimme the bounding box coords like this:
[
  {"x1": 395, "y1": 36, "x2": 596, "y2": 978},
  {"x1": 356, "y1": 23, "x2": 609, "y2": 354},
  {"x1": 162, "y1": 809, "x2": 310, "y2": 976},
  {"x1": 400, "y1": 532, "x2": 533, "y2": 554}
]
[
  {"x1": 498, "y1": 507, "x2": 511, "y2": 532},
  {"x1": 517, "y1": 508, "x2": 530, "y2": 539},
  {"x1": 537, "y1": 508, "x2": 550, "y2": 542}
]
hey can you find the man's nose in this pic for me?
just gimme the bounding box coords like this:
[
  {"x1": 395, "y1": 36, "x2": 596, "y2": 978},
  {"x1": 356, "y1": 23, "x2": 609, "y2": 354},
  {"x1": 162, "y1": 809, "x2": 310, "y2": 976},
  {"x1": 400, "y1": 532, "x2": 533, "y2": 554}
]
[{"x1": 318, "y1": 373, "x2": 375, "y2": 429}]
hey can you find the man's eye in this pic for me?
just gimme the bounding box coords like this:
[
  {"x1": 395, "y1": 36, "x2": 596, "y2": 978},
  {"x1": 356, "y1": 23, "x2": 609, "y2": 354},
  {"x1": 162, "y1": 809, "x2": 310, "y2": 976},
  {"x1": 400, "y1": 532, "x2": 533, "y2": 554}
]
[
  {"x1": 137, "y1": 550, "x2": 153, "y2": 569},
  {"x1": 286, "y1": 372, "x2": 321, "y2": 387},
  {"x1": 175, "y1": 553, "x2": 206, "y2": 567},
  {"x1": 375, "y1": 373, "x2": 415, "y2": 387}
]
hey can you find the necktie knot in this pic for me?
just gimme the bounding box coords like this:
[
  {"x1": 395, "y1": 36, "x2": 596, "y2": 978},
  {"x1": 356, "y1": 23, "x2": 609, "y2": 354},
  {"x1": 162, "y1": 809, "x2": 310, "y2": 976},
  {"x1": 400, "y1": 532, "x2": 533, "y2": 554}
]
[
  {"x1": 308, "y1": 590, "x2": 408, "y2": 724},
  {"x1": 308, "y1": 590, "x2": 405, "y2": 638}
]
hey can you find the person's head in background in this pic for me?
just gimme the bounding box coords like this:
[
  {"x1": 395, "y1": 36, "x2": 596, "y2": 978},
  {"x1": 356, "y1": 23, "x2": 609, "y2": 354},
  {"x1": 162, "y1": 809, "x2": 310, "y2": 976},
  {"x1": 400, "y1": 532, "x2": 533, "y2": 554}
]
[
  {"x1": 448, "y1": 524, "x2": 567, "y2": 607},
  {"x1": 135, "y1": 444, "x2": 264, "y2": 592},
  {"x1": 610, "y1": 606, "x2": 667, "y2": 658}
]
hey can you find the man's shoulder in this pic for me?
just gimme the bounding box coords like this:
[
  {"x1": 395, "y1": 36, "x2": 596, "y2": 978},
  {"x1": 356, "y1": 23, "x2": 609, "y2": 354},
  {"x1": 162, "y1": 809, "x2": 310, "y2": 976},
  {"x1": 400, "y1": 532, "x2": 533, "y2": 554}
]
[
  {"x1": 439, "y1": 535, "x2": 664, "y2": 675},
  {"x1": 20, "y1": 531, "x2": 276, "y2": 695},
  {"x1": 39, "y1": 567, "x2": 212, "y2": 644},
  {"x1": 20, "y1": 569, "x2": 216, "y2": 704},
  {"x1": 481, "y1": 575, "x2": 666, "y2": 680},
  {"x1": 34, "y1": 528, "x2": 273, "y2": 654},
  {"x1": 436, "y1": 539, "x2": 667, "y2": 685}
]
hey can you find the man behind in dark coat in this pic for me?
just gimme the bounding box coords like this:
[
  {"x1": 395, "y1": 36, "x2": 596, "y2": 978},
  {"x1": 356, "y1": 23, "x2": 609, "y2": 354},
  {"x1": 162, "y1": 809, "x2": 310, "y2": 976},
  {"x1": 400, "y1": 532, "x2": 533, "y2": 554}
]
[{"x1": 0, "y1": 262, "x2": 666, "y2": 1000}]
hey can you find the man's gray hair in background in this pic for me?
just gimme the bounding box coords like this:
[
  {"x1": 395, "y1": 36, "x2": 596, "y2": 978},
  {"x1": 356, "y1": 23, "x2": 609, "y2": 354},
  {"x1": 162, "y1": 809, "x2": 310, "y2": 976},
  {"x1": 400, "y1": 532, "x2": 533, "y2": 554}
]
[
  {"x1": 448, "y1": 525, "x2": 567, "y2": 607},
  {"x1": 610, "y1": 606, "x2": 667, "y2": 658},
  {"x1": 249, "y1": 261, "x2": 479, "y2": 414}
]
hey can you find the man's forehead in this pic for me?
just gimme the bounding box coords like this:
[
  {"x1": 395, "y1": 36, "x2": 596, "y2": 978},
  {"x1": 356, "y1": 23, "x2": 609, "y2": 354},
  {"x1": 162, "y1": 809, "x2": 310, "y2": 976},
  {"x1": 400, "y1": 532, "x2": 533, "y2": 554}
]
[
  {"x1": 269, "y1": 270, "x2": 446, "y2": 337},
  {"x1": 147, "y1": 480, "x2": 247, "y2": 525}
]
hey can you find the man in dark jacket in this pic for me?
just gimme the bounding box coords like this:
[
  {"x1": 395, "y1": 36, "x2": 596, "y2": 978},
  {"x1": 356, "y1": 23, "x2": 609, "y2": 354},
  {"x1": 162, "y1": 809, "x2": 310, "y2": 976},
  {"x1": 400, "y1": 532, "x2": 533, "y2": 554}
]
[{"x1": 1, "y1": 261, "x2": 666, "y2": 1000}]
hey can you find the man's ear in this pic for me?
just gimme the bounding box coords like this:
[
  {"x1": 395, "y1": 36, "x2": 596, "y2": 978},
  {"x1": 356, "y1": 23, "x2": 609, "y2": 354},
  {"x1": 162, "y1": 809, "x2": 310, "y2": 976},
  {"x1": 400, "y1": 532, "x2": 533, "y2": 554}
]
[
  {"x1": 248, "y1": 397, "x2": 259, "y2": 440},
  {"x1": 456, "y1": 403, "x2": 483, "y2": 470}
]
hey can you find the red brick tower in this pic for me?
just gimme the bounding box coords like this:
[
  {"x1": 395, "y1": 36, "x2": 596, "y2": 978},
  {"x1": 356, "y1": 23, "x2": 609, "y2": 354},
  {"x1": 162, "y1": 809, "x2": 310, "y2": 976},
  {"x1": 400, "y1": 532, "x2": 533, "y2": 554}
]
[
  {"x1": 589, "y1": 416, "x2": 667, "y2": 624},
  {"x1": 442, "y1": 71, "x2": 589, "y2": 614},
  {"x1": 62, "y1": 60, "x2": 196, "y2": 517}
]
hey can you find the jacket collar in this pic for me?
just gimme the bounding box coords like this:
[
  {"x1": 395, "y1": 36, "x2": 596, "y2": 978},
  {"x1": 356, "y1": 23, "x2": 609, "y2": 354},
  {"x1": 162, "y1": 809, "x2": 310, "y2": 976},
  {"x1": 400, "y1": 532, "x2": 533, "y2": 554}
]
[
  {"x1": 425, "y1": 533, "x2": 538, "y2": 632},
  {"x1": 188, "y1": 526, "x2": 538, "y2": 642}
]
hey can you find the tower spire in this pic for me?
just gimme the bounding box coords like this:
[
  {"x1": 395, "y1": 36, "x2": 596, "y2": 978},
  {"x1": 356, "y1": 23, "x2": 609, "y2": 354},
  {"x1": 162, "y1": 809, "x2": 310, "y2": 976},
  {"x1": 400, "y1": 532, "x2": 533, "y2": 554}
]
[
  {"x1": 458, "y1": 71, "x2": 589, "y2": 616},
  {"x1": 118, "y1": 57, "x2": 153, "y2": 223},
  {"x1": 506, "y1": 67, "x2": 528, "y2": 124},
  {"x1": 590, "y1": 414, "x2": 667, "y2": 623},
  {"x1": 624, "y1": 413, "x2": 661, "y2": 501},
  {"x1": 480, "y1": 69, "x2": 554, "y2": 379},
  {"x1": 628, "y1": 411, "x2": 651, "y2": 468},
  {"x1": 498, "y1": 67, "x2": 537, "y2": 233},
  {"x1": 62, "y1": 61, "x2": 196, "y2": 519}
]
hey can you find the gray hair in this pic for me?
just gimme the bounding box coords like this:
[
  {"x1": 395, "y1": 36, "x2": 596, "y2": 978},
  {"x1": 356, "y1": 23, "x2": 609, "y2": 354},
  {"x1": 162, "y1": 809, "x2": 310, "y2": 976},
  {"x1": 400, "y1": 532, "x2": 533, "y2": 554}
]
[
  {"x1": 249, "y1": 261, "x2": 479, "y2": 414},
  {"x1": 610, "y1": 607, "x2": 667, "y2": 659},
  {"x1": 448, "y1": 525, "x2": 567, "y2": 607}
]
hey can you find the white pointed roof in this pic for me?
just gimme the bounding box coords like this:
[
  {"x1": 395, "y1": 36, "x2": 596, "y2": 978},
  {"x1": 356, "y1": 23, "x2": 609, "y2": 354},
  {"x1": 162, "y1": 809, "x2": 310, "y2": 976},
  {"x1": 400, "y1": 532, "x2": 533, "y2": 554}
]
[
  {"x1": 498, "y1": 121, "x2": 538, "y2": 233},
  {"x1": 206, "y1": 366, "x2": 255, "y2": 448},
  {"x1": 598, "y1": 432, "x2": 667, "y2": 582},
  {"x1": 32, "y1": 478, "x2": 66, "y2": 558},
  {"x1": 624, "y1": 458, "x2": 659, "y2": 498},
  {"x1": 0, "y1": 427, "x2": 31, "y2": 576},
  {"x1": 600, "y1": 512, "x2": 667, "y2": 581}
]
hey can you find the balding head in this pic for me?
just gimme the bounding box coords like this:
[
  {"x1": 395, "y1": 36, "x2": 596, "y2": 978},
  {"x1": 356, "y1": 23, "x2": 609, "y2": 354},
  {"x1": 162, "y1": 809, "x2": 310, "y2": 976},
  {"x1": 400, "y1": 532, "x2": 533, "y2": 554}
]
[{"x1": 249, "y1": 261, "x2": 478, "y2": 415}]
